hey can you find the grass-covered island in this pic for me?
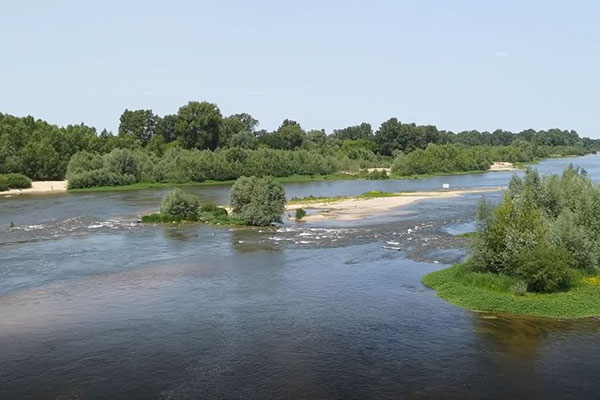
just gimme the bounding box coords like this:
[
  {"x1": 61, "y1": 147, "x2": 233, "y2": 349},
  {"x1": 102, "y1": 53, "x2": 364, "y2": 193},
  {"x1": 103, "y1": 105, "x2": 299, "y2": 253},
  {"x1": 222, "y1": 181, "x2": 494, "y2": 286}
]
[
  {"x1": 142, "y1": 176, "x2": 286, "y2": 227},
  {"x1": 423, "y1": 166, "x2": 600, "y2": 318}
]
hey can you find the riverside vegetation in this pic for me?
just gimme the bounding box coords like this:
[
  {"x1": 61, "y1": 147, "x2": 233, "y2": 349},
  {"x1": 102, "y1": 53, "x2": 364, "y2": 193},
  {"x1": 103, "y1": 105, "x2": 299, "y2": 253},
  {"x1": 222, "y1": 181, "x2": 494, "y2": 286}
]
[
  {"x1": 423, "y1": 166, "x2": 600, "y2": 318},
  {"x1": 0, "y1": 173, "x2": 32, "y2": 192},
  {"x1": 0, "y1": 102, "x2": 598, "y2": 189},
  {"x1": 142, "y1": 176, "x2": 286, "y2": 227}
]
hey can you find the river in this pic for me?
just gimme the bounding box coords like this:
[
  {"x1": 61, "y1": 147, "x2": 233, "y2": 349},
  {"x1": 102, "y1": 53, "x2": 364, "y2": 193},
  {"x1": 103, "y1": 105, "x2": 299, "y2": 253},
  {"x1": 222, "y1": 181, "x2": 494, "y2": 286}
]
[{"x1": 1, "y1": 155, "x2": 599, "y2": 399}]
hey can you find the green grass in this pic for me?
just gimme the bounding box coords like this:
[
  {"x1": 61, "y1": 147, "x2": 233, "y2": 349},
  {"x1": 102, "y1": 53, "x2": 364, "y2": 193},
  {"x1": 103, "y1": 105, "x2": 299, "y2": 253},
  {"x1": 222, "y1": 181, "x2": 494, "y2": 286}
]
[
  {"x1": 422, "y1": 263, "x2": 600, "y2": 318},
  {"x1": 456, "y1": 231, "x2": 477, "y2": 238},
  {"x1": 69, "y1": 174, "x2": 358, "y2": 193},
  {"x1": 390, "y1": 169, "x2": 491, "y2": 180},
  {"x1": 141, "y1": 208, "x2": 247, "y2": 227},
  {"x1": 289, "y1": 190, "x2": 398, "y2": 205}
]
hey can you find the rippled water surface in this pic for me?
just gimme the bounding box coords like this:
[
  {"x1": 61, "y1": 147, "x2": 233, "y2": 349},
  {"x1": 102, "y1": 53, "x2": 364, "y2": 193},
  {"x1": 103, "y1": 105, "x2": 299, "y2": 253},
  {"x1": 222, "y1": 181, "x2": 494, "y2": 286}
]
[{"x1": 1, "y1": 155, "x2": 600, "y2": 399}]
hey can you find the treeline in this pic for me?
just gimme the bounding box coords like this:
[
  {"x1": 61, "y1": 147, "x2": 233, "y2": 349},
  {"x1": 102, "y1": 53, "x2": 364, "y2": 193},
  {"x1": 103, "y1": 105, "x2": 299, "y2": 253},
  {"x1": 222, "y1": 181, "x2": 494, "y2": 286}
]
[
  {"x1": 67, "y1": 147, "x2": 360, "y2": 189},
  {"x1": 1, "y1": 101, "x2": 598, "y2": 182}
]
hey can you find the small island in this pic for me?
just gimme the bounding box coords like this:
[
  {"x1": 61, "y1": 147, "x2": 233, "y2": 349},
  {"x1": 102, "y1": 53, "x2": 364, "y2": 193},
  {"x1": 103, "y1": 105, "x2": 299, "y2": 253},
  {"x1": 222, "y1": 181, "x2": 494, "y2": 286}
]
[
  {"x1": 142, "y1": 176, "x2": 286, "y2": 227},
  {"x1": 423, "y1": 166, "x2": 600, "y2": 318}
]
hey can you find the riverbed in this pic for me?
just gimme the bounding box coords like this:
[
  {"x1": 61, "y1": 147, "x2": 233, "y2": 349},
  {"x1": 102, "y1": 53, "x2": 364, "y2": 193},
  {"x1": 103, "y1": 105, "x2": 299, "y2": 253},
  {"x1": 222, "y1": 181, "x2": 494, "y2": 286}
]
[{"x1": 1, "y1": 155, "x2": 599, "y2": 399}]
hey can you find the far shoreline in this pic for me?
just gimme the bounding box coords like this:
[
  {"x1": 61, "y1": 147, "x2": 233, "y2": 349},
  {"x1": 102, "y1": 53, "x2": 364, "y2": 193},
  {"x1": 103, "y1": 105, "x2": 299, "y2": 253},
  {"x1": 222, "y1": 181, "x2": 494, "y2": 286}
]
[{"x1": 0, "y1": 155, "x2": 585, "y2": 197}]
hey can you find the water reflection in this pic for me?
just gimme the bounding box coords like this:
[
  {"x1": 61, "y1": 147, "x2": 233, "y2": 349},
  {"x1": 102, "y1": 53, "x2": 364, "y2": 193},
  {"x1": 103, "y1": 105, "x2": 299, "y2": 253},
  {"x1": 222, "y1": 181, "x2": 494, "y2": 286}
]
[{"x1": 474, "y1": 313, "x2": 600, "y2": 360}]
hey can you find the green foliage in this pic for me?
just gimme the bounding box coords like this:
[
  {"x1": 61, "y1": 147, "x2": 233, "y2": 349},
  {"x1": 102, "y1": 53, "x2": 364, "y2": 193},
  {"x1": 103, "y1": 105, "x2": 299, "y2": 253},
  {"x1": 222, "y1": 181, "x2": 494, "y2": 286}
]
[
  {"x1": 160, "y1": 188, "x2": 200, "y2": 219},
  {"x1": 510, "y1": 280, "x2": 528, "y2": 296},
  {"x1": 1, "y1": 173, "x2": 32, "y2": 189},
  {"x1": 0, "y1": 175, "x2": 8, "y2": 192},
  {"x1": 333, "y1": 123, "x2": 373, "y2": 141},
  {"x1": 174, "y1": 101, "x2": 223, "y2": 150},
  {"x1": 422, "y1": 263, "x2": 600, "y2": 318},
  {"x1": 391, "y1": 144, "x2": 493, "y2": 176},
  {"x1": 295, "y1": 208, "x2": 306, "y2": 220},
  {"x1": 230, "y1": 176, "x2": 286, "y2": 226},
  {"x1": 119, "y1": 109, "x2": 158, "y2": 145},
  {"x1": 471, "y1": 167, "x2": 600, "y2": 293},
  {"x1": 514, "y1": 243, "x2": 574, "y2": 293},
  {"x1": 143, "y1": 200, "x2": 231, "y2": 225},
  {"x1": 1, "y1": 104, "x2": 598, "y2": 184}
]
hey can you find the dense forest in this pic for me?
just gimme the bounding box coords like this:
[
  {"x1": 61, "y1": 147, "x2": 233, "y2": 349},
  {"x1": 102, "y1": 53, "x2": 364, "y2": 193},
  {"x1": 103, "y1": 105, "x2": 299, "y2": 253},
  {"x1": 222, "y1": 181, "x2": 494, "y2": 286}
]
[{"x1": 0, "y1": 101, "x2": 598, "y2": 187}]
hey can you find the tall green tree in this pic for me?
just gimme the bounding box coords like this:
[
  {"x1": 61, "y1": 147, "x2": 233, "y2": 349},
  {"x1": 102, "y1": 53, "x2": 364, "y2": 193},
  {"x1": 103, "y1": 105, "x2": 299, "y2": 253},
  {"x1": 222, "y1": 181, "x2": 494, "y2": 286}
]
[
  {"x1": 118, "y1": 109, "x2": 159, "y2": 145},
  {"x1": 174, "y1": 101, "x2": 223, "y2": 150},
  {"x1": 333, "y1": 122, "x2": 373, "y2": 140}
]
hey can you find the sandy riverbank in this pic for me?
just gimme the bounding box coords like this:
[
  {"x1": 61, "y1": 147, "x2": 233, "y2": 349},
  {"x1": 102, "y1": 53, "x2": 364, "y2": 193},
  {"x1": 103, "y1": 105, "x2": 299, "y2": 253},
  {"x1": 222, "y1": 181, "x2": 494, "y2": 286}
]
[
  {"x1": 489, "y1": 162, "x2": 517, "y2": 171},
  {"x1": 286, "y1": 187, "x2": 502, "y2": 221},
  {"x1": 0, "y1": 181, "x2": 68, "y2": 196}
]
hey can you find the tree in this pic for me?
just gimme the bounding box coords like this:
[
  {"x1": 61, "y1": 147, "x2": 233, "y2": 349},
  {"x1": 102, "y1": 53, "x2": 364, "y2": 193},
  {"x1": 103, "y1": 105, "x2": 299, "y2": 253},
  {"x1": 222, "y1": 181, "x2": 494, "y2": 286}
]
[
  {"x1": 230, "y1": 131, "x2": 258, "y2": 149},
  {"x1": 156, "y1": 114, "x2": 178, "y2": 143},
  {"x1": 174, "y1": 101, "x2": 223, "y2": 150},
  {"x1": 333, "y1": 122, "x2": 373, "y2": 140},
  {"x1": 230, "y1": 176, "x2": 286, "y2": 226},
  {"x1": 221, "y1": 113, "x2": 258, "y2": 147},
  {"x1": 275, "y1": 119, "x2": 305, "y2": 150},
  {"x1": 229, "y1": 113, "x2": 259, "y2": 133},
  {"x1": 21, "y1": 140, "x2": 63, "y2": 180},
  {"x1": 160, "y1": 188, "x2": 200, "y2": 219},
  {"x1": 118, "y1": 109, "x2": 159, "y2": 145}
]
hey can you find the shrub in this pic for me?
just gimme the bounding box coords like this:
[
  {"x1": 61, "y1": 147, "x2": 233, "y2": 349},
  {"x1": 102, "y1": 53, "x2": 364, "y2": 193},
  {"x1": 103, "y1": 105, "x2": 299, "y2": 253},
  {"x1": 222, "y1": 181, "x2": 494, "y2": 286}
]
[
  {"x1": 3, "y1": 173, "x2": 32, "y2": 189},
  {"x1": 295, "y1": 208, "x2": 306, "y2": 220},
  {"x1": 230, "y1": 176, "x2": 286, "y2": 226},
  {"x1": 514, "y1": 243, "x2": 574, "y2": 293},
  {"x1": 199, "y1": 202, "x2": 229, "y2": 220},
  {"x1": 160, "y1": 188, "x2": 200, "y2": 219},
  {"x1": 67, "y1": 169, "x2": 136, "y2": 189},
  {"x1": 0, "y1": 176, "x2": 8, "y2": 192}
]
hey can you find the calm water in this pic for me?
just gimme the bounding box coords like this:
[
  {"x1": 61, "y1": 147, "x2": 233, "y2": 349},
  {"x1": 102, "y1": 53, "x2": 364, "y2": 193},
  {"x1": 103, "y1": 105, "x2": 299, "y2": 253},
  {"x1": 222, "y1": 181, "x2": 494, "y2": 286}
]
[{"x1": 1, "y1": 155, "x2": 600, "y2": 399}]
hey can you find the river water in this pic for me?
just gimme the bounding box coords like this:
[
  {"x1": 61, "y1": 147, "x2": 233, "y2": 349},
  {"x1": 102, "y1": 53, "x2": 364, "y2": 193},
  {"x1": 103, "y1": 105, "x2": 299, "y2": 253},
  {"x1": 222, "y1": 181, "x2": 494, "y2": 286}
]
[{"x1": 1, "y1": 155, "x2": 600, "y2": 399}]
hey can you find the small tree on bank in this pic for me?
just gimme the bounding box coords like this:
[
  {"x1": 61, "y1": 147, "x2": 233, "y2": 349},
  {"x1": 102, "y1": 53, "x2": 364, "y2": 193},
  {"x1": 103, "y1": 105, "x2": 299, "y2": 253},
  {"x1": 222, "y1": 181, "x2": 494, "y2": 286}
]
[
  {"x1": 160, "y1": 188, "x2": 200, "y2": 219},
  {"x1": 230, "y1": 176, "x2": 286, "y2": 226}
]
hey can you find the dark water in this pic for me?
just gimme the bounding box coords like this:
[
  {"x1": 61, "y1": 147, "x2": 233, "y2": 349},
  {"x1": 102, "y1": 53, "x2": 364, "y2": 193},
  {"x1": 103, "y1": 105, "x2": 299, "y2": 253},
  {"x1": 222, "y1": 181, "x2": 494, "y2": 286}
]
[{"x1": 1, "y1": 155, "x2": 600, "y2": 399}]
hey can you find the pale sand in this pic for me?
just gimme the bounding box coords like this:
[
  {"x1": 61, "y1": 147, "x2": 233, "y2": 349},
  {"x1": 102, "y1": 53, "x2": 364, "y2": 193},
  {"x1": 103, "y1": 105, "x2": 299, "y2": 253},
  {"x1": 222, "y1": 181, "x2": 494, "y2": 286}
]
[
  {"x1": 286, "y1": 187, "x2": 502, "y2": 221},
  {"x1": 366, "y1": 167, "x2": 391, "y2": 174},
  {"x1": 0, "y1": 181, "x2": 68, "y2": 196},
  {"x1": 489, "y1": 162, "x2": 517, "y2": 171}
]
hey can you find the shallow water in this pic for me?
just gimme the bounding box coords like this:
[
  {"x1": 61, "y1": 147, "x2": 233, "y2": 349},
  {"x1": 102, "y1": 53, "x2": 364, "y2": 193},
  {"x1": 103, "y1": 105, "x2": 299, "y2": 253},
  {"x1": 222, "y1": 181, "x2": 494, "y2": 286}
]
[{"x1": 1, "y1": 155, "x2": 599, "y2": 399}]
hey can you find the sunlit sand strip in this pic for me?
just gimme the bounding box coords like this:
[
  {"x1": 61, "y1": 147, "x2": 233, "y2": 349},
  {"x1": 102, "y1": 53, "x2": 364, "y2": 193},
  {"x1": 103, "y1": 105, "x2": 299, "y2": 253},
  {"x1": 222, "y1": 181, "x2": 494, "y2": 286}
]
[
  {"x1": 286, "y1": 187, "x2": 503, "y2": 221},
  {"x1": 0, "y1": 181, "x2": 68, "y2": 196}
]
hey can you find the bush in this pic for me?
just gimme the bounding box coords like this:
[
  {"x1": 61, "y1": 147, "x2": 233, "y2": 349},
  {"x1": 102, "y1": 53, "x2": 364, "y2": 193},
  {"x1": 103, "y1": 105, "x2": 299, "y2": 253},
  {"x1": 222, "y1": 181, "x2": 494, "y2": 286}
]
[
  {"x1": 295, "y1": 208, "x2": 306, "y2": 220},
  {"x1": 0, "y1": 176, "x2": 8, "y2": 192},
  {"x1": 3, "y1": 173, "x2": 32, "y2": 189},
  {"x1": 160, "y1": 188, "x2": 200, "y2": 219},
  {"x1": 514, "y1": 243, "x2": 574, "y2": 293},
  {"x1": 230, "y1": 176, "x2": 286, "y2": 226},
  {"x1": 67, "y1": 169, "x2": 136, "y2": 189}
]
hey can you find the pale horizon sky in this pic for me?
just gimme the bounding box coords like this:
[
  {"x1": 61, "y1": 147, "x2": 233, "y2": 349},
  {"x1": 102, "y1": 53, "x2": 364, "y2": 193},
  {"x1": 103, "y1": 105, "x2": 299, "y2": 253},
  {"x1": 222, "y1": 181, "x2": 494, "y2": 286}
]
[{"x1": 2, "y1": 0, "x2": 599, "y2": 137}]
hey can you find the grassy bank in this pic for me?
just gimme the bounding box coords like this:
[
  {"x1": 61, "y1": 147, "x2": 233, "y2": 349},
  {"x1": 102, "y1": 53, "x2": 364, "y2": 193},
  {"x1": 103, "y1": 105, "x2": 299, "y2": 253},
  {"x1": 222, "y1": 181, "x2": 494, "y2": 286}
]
[
  {"x1": 289, "y1": 190, "x2": 399, "y2": 205},
  {"x1": 422, "y1": 263, "x2": 600, "y2": 318},
  {"x1": 69, "y1": 173, "x2": 358, "y2": 193}
]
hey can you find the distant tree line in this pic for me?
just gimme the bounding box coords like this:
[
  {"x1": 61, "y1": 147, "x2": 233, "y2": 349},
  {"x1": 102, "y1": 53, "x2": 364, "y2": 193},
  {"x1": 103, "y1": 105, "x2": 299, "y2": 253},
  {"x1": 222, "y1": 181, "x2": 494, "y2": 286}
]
[{"x1": 1, "y1": 101, "x2": 598, "y2": 182}]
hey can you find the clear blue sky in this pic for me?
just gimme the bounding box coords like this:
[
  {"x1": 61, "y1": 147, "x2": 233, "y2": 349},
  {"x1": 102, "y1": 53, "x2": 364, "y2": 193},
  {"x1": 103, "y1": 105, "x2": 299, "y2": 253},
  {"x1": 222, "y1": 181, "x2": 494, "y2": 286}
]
[{"x1": 2, "y1": 0, "x2": 599, "y2": 137}]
